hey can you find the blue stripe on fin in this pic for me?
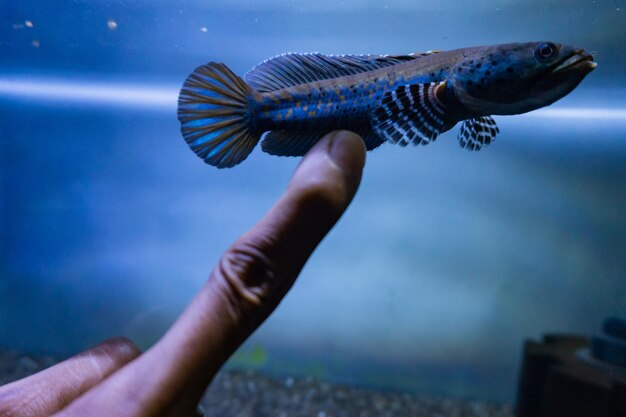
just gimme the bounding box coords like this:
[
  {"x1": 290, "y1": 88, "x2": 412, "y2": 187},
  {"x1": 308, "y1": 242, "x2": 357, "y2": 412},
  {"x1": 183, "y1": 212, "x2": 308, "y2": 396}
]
[
  {"x1": 244, "y1": 53, "x2": 418, "y2": 92},
  {"x1": 177, "y1": 62, "x2": 262, "y2": 168},
  {"x1": 370, "y1": 82, "x2": 447, "y2": 147},
  {"x1": 457, "y1": 116, "x2": 499, "y2": 151}
]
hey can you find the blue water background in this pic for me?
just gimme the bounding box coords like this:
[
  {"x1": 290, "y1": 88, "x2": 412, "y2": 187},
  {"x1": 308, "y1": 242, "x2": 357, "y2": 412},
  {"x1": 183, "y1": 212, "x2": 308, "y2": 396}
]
[{"x1": 2, "y1": 0, "x2": 626, "y2": 402}]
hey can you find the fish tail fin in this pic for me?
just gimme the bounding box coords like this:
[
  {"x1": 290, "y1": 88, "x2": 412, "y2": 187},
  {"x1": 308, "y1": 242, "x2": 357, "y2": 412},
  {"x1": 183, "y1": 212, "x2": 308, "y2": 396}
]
[{"x1": 177, "y1": 62, "x2": 260, "y2": 168}]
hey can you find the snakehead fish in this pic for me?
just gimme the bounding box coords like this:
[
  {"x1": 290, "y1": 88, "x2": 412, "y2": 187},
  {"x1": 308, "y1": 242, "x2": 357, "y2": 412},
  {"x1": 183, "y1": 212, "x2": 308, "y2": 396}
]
[{"x1": 177, "y1": 41, "x2": 596, "y2": 168}]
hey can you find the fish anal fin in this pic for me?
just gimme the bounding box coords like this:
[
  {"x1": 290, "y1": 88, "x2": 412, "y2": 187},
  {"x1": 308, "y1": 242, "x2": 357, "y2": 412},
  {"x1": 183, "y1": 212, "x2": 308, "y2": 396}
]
[
  {"x1": 361, "y1": 130, "x2": 385, "y2": 151},
  {"x1": 261, "y1": 130, "x2": 323, "y2": 157},
  {"x1": 261, "y1": 127, "x2": 384, "y2": 157},
  {"x1": 244, "y1": 53, "x2": 418, "y2": 92},
  {"x1": 370, "y1": 82, "x2": 447, "y2": 147},
  {"x1": 457, "y1": 116, "x2": 500, "y2": 151}
]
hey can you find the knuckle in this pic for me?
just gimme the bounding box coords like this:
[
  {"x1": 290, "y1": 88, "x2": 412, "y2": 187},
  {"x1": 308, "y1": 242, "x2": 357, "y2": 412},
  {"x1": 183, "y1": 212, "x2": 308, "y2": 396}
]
[{"x1": 213, "y1": 240, "x2": 279, "y2": 316}]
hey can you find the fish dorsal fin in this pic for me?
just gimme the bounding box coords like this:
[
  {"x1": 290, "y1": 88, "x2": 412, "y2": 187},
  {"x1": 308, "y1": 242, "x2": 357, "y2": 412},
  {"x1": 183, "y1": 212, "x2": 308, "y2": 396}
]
[
  {"x1": 370, "y1": 82, "x2": 447, "y2": 146},
  {"x1": 244, "y1": 53, "x2": 418, "y2": 92},
  {"x1": 457, "y1": 116, "x2": 499, "y2": 151}
]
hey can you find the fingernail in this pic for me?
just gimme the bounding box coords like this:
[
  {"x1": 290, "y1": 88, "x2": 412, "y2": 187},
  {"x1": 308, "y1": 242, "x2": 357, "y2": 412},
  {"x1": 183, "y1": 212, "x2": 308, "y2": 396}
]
[{"x1": 104, "y1": 337, "x2": 141, "y2": 359}]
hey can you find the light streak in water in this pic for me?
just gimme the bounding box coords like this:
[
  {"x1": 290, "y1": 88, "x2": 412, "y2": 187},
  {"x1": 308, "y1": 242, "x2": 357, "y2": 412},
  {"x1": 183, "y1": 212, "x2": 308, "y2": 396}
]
[
  {"x1": 1, "y1": 77, "x2": 625, "y2": 121},
  {"x1": 0, "y1": 77, "x2": 177, "y2": 109}
]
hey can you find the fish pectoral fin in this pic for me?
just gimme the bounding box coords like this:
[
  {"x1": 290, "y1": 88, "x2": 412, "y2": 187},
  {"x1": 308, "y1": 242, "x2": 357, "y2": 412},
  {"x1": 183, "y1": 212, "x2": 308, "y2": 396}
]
[
  {"x1": 457, "y1": 116, "x2": 500, "y2": 151},
  {"x1": 262, "y1": 126, "x2": 385, "y2": 157},
  {"x1": 369, "y1": 82, "x2": 447, "y2": 147}
]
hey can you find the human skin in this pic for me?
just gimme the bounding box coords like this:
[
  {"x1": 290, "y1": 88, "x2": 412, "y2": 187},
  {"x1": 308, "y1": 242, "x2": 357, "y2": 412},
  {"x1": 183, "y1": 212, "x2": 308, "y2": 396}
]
[{"x1": 0, "y1": 130, "x2": 366, "y2": 417}]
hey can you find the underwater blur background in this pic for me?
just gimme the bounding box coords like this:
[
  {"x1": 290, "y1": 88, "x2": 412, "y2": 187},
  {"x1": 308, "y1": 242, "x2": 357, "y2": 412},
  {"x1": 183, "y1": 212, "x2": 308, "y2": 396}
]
[{"x1": 1, "y1": 0, "x2": 625, "y2": 403}]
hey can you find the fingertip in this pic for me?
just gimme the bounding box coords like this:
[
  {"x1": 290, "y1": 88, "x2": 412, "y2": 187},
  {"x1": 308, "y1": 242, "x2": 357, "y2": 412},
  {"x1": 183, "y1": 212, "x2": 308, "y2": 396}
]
[
  {"x1": 289, "y1": 130, "x2": 365, "y2": 211},
  {"x1": 93, "y1": 337, "x2": 142, "y2": 364},
  {"x1": 326, "y1": 130, "x2": 366, "y2": 198},
  {"x1": 100, "y1": 336, "x2": 141, "y2": 358},
  {"x1": 325, "y1": 130, "x2": 366, "y2": 177}
]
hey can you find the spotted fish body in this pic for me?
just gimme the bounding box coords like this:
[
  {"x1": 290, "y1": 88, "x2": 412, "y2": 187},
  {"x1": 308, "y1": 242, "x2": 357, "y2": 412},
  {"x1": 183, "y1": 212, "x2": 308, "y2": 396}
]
[
  {"x1": 250, "y1": 54, "x2": 447, "y2": 150},
  {"x1": 177, "y1": 42, "x2": 596, "y2": 168}
]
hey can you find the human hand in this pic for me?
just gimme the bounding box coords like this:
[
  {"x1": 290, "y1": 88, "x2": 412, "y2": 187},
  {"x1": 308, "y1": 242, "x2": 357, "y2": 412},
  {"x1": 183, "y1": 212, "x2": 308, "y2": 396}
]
[{"x1": 0, "y1": 130, "x2": 366, "y2": 417}]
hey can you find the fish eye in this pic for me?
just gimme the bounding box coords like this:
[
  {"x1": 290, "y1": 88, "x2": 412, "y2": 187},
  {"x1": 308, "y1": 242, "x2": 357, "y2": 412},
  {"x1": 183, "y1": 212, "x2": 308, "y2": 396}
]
[{"x1": 534, "y1": 42, "x2": 559, "y2": 62}]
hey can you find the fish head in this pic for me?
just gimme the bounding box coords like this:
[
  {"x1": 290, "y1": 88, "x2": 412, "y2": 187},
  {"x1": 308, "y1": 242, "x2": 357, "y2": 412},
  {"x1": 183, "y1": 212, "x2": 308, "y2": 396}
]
[{"x1": 450, "y1": 42, "x2": 596, "y2": 115}]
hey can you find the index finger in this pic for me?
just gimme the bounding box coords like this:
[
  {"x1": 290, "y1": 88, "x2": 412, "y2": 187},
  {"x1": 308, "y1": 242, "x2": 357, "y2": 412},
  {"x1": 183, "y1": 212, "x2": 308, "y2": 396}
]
[{"x1": 60, "y1": 130, "x2": 366, "y2": 416}]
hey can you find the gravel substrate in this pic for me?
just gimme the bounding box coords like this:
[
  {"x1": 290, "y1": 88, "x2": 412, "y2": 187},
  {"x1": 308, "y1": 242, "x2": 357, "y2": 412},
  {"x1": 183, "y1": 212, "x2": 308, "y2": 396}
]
[
  {"x1": 0, "y1": 349, "x2": 57, "y2": 385},
  {"x1": 204, "y1": 370, "x2": 514, "y2": 417},
  {"x1": 0, "y1": 349, "x2": 514, "y2": 417}
]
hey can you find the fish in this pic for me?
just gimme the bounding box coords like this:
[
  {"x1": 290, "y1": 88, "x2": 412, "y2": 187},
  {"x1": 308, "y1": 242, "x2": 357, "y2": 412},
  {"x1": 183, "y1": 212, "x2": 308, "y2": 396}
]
[{"x1": 177, "y1": 41, "x2": 596, "y2": 168}]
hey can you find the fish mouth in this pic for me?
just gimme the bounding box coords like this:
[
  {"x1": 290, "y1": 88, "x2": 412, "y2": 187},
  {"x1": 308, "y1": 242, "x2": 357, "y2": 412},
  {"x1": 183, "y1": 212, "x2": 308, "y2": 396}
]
[
  {"x1": 551, "y1": 49, "x2": 597, "y2": 74},
  {"x1": 524, "y1": 47, "x2": 597, "y2": 111}
]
